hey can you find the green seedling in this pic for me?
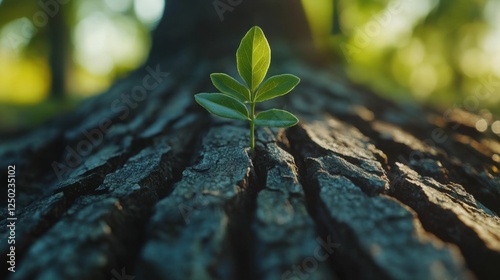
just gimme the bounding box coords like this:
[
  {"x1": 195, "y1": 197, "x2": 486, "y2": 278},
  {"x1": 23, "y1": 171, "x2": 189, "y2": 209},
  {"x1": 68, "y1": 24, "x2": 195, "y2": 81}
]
[{"x1": 195, "y1": 26, "x2": 300, "y2": 155}]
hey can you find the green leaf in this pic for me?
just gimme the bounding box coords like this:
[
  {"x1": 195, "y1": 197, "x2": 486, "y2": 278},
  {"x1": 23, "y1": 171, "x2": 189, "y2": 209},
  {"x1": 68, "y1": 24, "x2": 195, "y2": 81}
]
[
  {"x1": 236, "y1": 26, "x2": 271, "y2": 92},
  {"x1": 210, "y1": 73, "x2": 250, "y2": 102},
  {"x1": 254, "y1": 74, "x2": 300, "y2": 102},
  {"x1": 254, "y1": 109, "x2": 299, "y2": 127},
  {"x1": 195, "y1": 93, "x2": 249, "y2": 121}
]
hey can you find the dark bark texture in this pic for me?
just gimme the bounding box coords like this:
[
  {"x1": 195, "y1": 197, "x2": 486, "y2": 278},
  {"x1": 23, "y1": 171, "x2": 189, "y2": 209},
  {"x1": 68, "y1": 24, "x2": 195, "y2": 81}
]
[{"x1": 1, "y1": 1, "x2": 499, "y2": 279}]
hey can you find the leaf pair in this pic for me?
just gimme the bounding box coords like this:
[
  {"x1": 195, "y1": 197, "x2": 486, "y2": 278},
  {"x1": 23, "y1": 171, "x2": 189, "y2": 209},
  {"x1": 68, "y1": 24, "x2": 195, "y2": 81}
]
[
  {"x1": 201, "y1": 72, "x2": 300, "y2": 126},
  {"x1": 195, "y1": 93, "x2": 299, "y2": 127},
  {"x1": 194, "y1": 26, "x2": 300, "y2": 153}
]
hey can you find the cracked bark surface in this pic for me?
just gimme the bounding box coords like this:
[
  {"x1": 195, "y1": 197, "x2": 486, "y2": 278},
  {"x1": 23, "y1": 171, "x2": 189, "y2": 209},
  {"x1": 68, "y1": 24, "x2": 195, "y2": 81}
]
[{"x1": 1, "y1": 0, "x2": 499, "y2": 279}]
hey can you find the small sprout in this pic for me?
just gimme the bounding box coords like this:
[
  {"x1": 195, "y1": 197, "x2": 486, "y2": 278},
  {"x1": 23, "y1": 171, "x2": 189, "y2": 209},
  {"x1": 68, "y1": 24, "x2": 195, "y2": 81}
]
[{"x1": 195, "y1": 26, "x2": 300, "y2": 155}]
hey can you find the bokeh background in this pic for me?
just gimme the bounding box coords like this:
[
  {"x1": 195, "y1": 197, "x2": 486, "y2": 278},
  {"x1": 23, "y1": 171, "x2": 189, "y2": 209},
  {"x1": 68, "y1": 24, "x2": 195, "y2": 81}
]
[{"x1": 0, "y1": 0, "x2": 499, "y2": 134}]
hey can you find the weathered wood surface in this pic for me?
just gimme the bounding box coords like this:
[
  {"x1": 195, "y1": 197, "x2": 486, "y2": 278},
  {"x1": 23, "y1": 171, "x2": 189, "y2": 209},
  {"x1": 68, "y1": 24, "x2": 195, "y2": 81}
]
[{"x1": 1, "y1": 0, "x2": 500, "y2": 279}]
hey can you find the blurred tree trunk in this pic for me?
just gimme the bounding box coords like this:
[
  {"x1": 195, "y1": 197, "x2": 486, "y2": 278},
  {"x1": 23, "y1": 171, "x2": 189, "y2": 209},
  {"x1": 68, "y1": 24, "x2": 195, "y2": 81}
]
[
  {"x1": 1, "y1": 1, "x2": 499, "y2": 280},
  {"x1": 47, "y1": 3, "x2": 68, "y2": 99}
]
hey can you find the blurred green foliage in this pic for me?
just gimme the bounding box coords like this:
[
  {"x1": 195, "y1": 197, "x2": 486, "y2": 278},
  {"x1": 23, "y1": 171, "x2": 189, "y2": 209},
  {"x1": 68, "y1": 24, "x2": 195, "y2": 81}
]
[
  {"x1": 303, "y1": 0, "x2": 499, "y2": 118},
  {"x1": 0, "y1": 0, "x2": 162, "y2": 132}
]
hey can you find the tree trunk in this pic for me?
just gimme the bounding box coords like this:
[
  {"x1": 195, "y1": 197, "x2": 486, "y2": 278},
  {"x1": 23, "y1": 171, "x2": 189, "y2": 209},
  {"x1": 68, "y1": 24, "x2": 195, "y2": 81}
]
[
  {"x1": 47, "y1": 4, "x2": 68, "y2": 99},
  {"x1": 1, "y1": 1, "x2": 499, "y2": 279}
]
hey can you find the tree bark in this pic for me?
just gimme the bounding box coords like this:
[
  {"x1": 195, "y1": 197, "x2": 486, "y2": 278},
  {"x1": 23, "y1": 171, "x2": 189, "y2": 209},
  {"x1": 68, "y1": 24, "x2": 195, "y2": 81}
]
[{"x1": 1, "y1": 1, "x2": 499, "y2": 279}]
